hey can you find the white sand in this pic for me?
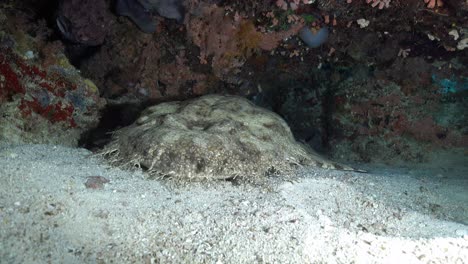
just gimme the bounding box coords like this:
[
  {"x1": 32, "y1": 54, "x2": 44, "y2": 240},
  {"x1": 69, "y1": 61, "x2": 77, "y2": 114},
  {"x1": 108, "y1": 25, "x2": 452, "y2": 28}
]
[{"x1": 0, "y1": 144, "x2": 467, "y2": 263}]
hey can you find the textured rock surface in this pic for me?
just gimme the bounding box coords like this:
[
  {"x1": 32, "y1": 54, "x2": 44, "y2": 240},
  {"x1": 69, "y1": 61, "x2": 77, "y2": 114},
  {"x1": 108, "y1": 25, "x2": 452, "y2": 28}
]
[
  {"x1": 101, "y1": 95, "x2": 352, "y2": 181},
  {"x1": 0, "y1": 36, "x2": 103, "y2": 146},
  {"x1": 56, "y1": 0, "x2": 113, "y2": 45}
]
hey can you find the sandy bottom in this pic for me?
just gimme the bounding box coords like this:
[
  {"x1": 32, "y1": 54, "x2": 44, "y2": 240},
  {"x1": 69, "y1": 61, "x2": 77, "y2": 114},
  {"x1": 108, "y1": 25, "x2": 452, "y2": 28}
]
[{"x1": 0, "y1": 144, "x2": 467, "y2": 263}]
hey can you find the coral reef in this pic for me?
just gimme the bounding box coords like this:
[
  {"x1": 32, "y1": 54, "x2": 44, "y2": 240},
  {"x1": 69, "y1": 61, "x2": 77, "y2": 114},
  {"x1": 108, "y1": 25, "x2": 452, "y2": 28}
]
[
  {"x1": 346, "y1": 0, "x2": 445, "y2": 9},
  {"x1": 0, "y1": 10, "x2": 103, "y2": 146},
  {"x1": 81, "y1": 1, "x2": 306, "y2": 101},
  {"x1": 2, "y1": 0, "x2": 466, "y2": 166},
  {"x1": 76, "y1": 0, "x2": 467, "y2": 103},
  {"x1": 185, "y1": 3, "x2": 303, "y2": 82},
  {"x1": 276, "y1": 0, "x2": 315, "y2": 11},
  {"x1": 328, "y1": 60, "x2": 467, "y2": 163},
  {"x1": 80, "y1": 22, "x2": 209, "y2": 101},
  {"x1": 56, "y1": 0, "x2": 113, "y2": 45}
]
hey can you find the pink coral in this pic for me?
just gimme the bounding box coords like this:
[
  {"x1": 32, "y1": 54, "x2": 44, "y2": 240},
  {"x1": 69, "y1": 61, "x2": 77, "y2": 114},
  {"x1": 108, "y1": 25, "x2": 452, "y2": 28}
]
[
  {"x1": 424, "y1": 0, "x2": 444, "y2": 8},
  {"x1": 347, "y1": 0, "x2": 444, "y2": 9},
  {"x1": 186, "y1": 4, "x2": 303, "y2": 81},
  {"x1": 347, "y1": 0, "x2": 391, "y2": 9},
  {"x1": 275, "y1": 0, "x2": 311, "y2": 11},
  {"x1": 366, "y1": 0, "x2": 391, "y2": 9}
]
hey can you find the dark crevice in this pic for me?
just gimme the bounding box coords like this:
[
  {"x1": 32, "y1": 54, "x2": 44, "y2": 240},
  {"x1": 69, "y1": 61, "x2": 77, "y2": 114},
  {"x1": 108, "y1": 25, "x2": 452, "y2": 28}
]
[{"x1": 78, "y1": 102, "x2": 146, "y2": 150}]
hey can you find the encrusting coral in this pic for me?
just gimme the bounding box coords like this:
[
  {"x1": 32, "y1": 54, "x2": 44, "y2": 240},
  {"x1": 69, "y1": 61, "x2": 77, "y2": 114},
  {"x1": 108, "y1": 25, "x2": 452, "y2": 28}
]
[
  {"x1": 185, "y1": 3, "x2": 303, "y2": 81},
  {"x1": 346, "y1": 0, "x2": 445, "y2": 9},
  {"x1": 0, "y1": 7, "x2": 103, "y2": 146}
]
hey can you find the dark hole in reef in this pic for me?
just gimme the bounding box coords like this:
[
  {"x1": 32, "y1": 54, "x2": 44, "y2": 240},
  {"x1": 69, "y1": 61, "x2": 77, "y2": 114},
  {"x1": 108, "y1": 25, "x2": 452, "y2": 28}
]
[
  {"x1": 24, "y1": 0, "x2": 60, "y2": 32},
  {"x1": 158, "y1": 81, "x2": 167, "y2": 97},
  {"x1": 139, "y1": 163, "x2": 149, "y2": 171},
  {"x1": 195, "y1": 159, "x2": 206, "y2": 173},
  {"x1": 78, "y1": 102, "x2": 146, "y2": 151},
  {"x1": 436, "y1": 132, "x2": 447, "y2": 139},
  {"x1": 64, "y1": 45, "x2": 101, "y2": 69},
  {"x1": 225, "y1": 176, "x2": 243, "y2": 186}
]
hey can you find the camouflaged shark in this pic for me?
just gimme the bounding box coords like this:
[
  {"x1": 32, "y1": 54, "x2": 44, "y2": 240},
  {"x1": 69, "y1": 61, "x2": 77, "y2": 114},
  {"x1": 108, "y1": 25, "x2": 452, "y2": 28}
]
[
  {"x1": 115, "y1": 0, "x2": 185, "y2": 33},
  {"x1": 99, "y1": 95, "x2": 366, "y2": 182}
]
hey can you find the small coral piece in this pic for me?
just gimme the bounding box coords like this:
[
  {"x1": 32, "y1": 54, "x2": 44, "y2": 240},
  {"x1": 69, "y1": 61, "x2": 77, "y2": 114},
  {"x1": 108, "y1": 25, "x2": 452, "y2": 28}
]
[
  {"x1": 366, "y1": 0, "x2": 391, "y2": 9},
  {"x1": 347, "y1": 0, "x2": 391, "y2": 9},
  {"x1": 276, "y1": 0, "x2": 314, "y2": 10},
  {"x1": 424, "y1": 0, "x2": 444, "y2": 8},
  {"x1": 347, "y1": 0, "x2": 444, "y2": 9},
  {"x1": 84, "y1": 176, "x2": 110, "y2": 189}
]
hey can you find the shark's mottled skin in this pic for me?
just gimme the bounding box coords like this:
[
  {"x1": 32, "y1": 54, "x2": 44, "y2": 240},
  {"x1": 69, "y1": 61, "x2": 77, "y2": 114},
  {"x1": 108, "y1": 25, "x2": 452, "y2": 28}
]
[
  {"x1": 116, "y1": 0, "x2": 185, "y2": 33},
  {"x1": 100, "y1": 95, "x2": 366, "y2": 182}
]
